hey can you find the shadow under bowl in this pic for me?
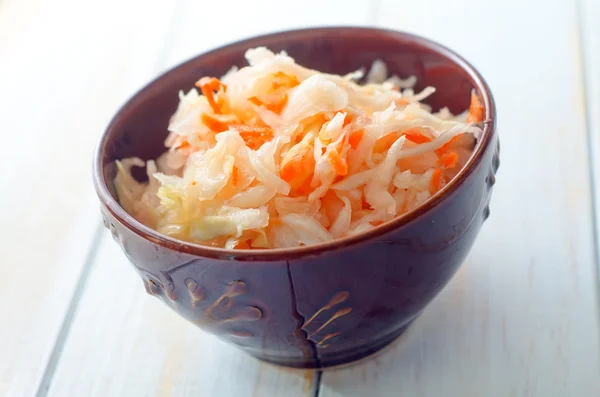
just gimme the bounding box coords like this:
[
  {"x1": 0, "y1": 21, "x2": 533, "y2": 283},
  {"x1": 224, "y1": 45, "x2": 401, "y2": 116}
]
[{"x1": 93, "y1": 26, "x2": 499, "y2": 369}]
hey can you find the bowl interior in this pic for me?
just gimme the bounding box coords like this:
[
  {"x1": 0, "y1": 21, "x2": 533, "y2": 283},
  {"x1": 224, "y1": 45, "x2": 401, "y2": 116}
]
[{"x1": 99, "y1": 28, "x2": 479, "y2": 187}]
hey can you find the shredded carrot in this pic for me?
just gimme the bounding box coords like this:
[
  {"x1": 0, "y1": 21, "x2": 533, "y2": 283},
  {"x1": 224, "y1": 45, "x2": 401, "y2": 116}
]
[
  {"x1": 269, "y1": 217, "x2": 282, "y2": 227},
  {"x1": 466, "y1": 91, "x2": 484, "y2": 124},
  {"x1": 175, "y1": 139, "x2": 190, "y2": 150},
  {"x1": 435, "y1": 135, "x2": 462, "y2": 156},
  {"x1": 439, "y1": 151, "x2": 459, "y2": 169},
  {"x1": 230, "y1": 167, "x2": 238, "y2": 187},
  {"x1": 196, "y1": 77, "x2": 227, "y2": 114},
  {"x1": 201, "y1": 112, "x2": 272, "y2": 148},
  {"x1": 362, "y1": 197, "x2": 371, "y2": 209},
  {"x1": 373, "y1": 131, "x2": 402, "y2": 153},
  {"x1": 373, "y1": 129, "x2": 430, "y2": 153},
  {"x1": 247, "y1": 96, "x2": 262, "y2": 107},
  {"x1": 308, "y1": 113, "x2": 329, "y2": 126},
  {"x1": 248, "y1": 95, "x2": 289, "y2": 114},
  {"x1": 404, "y1": 130, "x2": 432, "y2": 144},
  {"x1": 280, "y1": 145, "x2": 315, "y2": 191},
  {"x1": 244, "y1": 72, "x2": 298, "y2": 115},
  {"x1": 230, "y1": 124, "x2": 273, "y2": 150},
  {"x1": 234, "y1": 240, "x2": 250, "y2": 249},
  {"x1": 268, "y1": 95, "x2": 288, "y2": 114},
  {"x1": 343, "y1": 114, "x2": 353, "y2": 128},
  {"x1": 271, "y1": 71, "x2": 299, "y2": 89},
  {"x1": 429, "y1": 169, "x2": 443, "y2": 195},
  {"x1": 328, "y1": 150, "x2": 348, "y2": 176},
  {"x1": 295, "y1": 175, "x2": 314, "y2": 196},
  {"x1": 201, "y1": 113, "x2": 230, "y2": 132},
  {"x1": 348, "y1": 129, "x2": 364, "y2": 149}
]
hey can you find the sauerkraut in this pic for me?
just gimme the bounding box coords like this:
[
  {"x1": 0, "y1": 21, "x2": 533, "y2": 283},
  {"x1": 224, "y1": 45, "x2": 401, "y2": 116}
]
[{"x1": 114, "y1": 47, "x2": 484, "y2": 249}]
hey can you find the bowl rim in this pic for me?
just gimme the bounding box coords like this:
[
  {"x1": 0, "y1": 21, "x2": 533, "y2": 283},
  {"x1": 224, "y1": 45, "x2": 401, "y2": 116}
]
[{"x1": 93, "y1": 26, "x2": 496, "y2": 261}]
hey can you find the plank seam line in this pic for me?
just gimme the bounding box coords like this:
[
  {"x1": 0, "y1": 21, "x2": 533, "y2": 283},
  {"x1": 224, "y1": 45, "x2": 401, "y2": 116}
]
[
  {"x1": 313, "y1": 370, "x2": 323, "y2": 397},
  {"x1": 575, "y1": 0, "x2": 600, "y2": 331},
  {"x1": 33, "y1": 222, "x2": 104, "y2": 397},
  {"x1": 32, "y1": 0, "x2": 189, "y2": 393}
]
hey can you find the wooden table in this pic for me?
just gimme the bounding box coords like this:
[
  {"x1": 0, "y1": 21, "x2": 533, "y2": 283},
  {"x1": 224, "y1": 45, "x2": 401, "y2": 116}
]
[{"x1": 1, "y1": 0, "x2": 599, "y2": 395}]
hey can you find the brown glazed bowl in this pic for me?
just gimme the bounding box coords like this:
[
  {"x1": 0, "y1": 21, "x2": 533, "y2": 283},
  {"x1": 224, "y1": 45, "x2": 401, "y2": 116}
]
[{"x1": 93, "y1": 27, "x2": 498, "y2": 369}]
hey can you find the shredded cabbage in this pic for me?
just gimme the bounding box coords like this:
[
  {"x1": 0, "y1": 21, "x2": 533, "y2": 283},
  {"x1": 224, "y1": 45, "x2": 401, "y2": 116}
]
[{"x1": 114, "y1": 47, "x2": 484, "y2": 248}]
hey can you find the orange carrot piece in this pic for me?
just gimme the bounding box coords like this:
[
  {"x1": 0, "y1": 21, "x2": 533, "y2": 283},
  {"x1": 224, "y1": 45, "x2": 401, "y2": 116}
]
[
  {"x1": 202, "y1": 112, "x2": 272, "y2": 148},
  {"x1": 234, "y1": 240, "x2": 250, "y2": 249},
  {"x1": 467, "y1": 91, "x2": 484, "y2": 124},
  {"x1": 404, "y1": 131, "x2": 432, "y2": 144},
  {"x1": 248, "y1": 95, "x2": 288, "y2": 114},
  {"x1": 247, "y1": 96, "x2": 263, "y2": 107},
  {"x1": 343, "y1": 113, "x2": 353, "y2": 127},
  {"x1": 373, "y1": 131, "x2": 403, "y2": 153},
  {"x1": 175, "y1": 139, "x2": 190, "y2": 150},
  {"x1": 196, "y1": 77, "x2": 227, "y2": 114},
  {"x1": 295, "y1": 175, "x2": 314, "y2": 196},
  {"x1": 439, "y1": 151, "x2": 459, "y2": 169},
  {"x1": 373, "y1": 128, "x2": 430, "y2": 153},
  {"x1": 268, "y1": 95, "x2": 288, "y2": 114},
  {"x1": 230, "y1": 124, "x2": 273, "y2": 150},
  {"x1": 362, "y1": 197, "x2": 371, "y2": 209},
  {"x1": 271, "y1": 71, "x2": 299, "y2": 89},
  {"x1": 230, "y1": 167, "x2": 238, "y2": 187},
  {"x1": 201, "y1": 113, "x2": 230, "y2": 132},
  {"x1": 348, "y1": 129, "x2": 364, "y2": 149},
  {"x1": 429, "y1": 169, "x2": 443, "y2": 195},
  {"x1": 327, "y1": 150, "x2": 348, "y2": 176},
  {"x1": 435, "y1": 135, "x2": 462, "y2": 156},
  {"x1": 280, "y1": 146, "x2": 315, "y2": 191}
]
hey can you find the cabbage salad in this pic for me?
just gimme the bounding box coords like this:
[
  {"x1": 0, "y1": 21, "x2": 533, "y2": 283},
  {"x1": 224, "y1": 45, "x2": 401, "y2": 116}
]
[{"x1": 115, "y1": 47, "x2": 484, "y2": 249}]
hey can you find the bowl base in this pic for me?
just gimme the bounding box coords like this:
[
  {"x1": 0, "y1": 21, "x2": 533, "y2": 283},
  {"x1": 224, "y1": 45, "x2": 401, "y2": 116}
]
[{"x1": 253, "y1": 317, "x2": 416, "y2": 369}]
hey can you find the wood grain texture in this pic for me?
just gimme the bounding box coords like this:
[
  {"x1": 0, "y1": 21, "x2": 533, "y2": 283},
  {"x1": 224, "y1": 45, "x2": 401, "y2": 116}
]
[
  {"x1": 44, "y1": 1, "x2": 371, "y2": 396},
  {"x1": 319, "y1": 0, "x2": 600, "y2": 396},
  {"x1": 46, "y1": 233, "x2": 315, "y2": 397},
  {"x1": 0, "y1": 1, "x2": 180, "y2": 396},
  {"x1": 5, "y1": 0, "x2": 598, "y2": 395}
]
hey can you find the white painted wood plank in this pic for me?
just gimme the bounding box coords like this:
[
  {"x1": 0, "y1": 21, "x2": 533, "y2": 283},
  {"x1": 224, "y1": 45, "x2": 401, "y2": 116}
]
[
  {"x1": 580, "y1": 0, "x2": 600, "y2": 262},
  {"x1": 47, "y1": 232, "x2": 315, "y2": 397},
  {"x1": 164, "y1": 0, "x2": 372, "y2": 69},
  {"x1": 320, "y1": 1, "x2": 600, "y2": 396},
  {"x1": 45, "y1": 1, "x2": 370, "y2": 396},
  {"x1": 0, "y1": 1, "x2": 180, "y2": 396}
]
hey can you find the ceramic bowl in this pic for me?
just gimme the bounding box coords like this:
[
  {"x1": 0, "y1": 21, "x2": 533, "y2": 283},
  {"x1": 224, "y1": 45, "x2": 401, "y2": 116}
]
[{"x1": 93, "y1": 27, "x2": 498, "y2": 369}]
